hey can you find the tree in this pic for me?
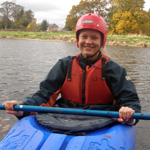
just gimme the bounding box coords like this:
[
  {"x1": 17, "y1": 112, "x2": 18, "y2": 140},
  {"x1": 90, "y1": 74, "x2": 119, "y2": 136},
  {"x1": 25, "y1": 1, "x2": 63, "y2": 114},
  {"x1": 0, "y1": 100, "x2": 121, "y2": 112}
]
[
  {"x1": 109, "y1": 0, "x2": 145, "y2": 13},
  {"x1": 108, "y1": 0, "x2": 150, "y2": 35},
  {"x1": 109, "y1": 12, "x2": 139, "y2": 34},
  {"x1": 134, "y1": 10, "x2": 150, "y2": 35},
  {"x1": 65, "y1": 0, "x2": 109, "y2": 31},
  {"x1": 0, "y1": 1, "x2": 23, "y2": 29},
  {"x1": 65, "y1": 6, "x2": 80, "y2": 31},
  {"x1": 0, "y1": 1, "x2": 34, "y2": 29},
  {"x1": 12, "y1": 5, "x2": 24, "y2": 22},
  {"x1": 12, "y1": 8, "x2": 24, "y2": 24},
  {"x1": 0, "y1": 15, "x2": 11, "y2": 29},
  {"x1": 40, "y1": 20, "x2": 49, "y2": 31},
  {"x1": 90, "y1": 0, "x2": 109, "y2": 18},
  {"x1": 26, "y1": 19, "x2": 37, "y2": 31}
]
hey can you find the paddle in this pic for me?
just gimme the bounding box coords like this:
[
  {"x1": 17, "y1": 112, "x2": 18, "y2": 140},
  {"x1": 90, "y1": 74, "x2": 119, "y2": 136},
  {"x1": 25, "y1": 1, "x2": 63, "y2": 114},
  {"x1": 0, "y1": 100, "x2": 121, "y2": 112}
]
[{"x1": 0, "y1": 104, "x2": 149, "y2": 120}]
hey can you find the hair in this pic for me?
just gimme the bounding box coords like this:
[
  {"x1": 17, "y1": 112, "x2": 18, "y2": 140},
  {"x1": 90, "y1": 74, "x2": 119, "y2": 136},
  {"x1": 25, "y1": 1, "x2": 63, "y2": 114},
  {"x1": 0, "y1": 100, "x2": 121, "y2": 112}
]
[{"x1": 101, "y1": 48, "x2": 109, "y2": 57}]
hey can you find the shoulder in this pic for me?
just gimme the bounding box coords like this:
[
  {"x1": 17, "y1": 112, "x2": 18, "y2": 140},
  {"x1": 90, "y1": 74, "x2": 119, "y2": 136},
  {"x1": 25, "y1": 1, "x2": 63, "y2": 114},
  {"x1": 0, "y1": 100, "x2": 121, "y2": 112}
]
[
  {"x1": 106, "y1": 58, "x2": 125, "y2": 71},
  {"x1": 51, "y1": 56, "x2": 76, "y2": 74},
  {"x1": 58, "y1": 56, "x2": 72, "y2": 62},
  {"x1": 55, "y1": 56, "x2": 74, "y2": 67},
  {"x1": 58, "y1": 56, "x2": 75, "y2": 63},
  {"x1": 105, "y1": 58, "x2": 128, "y2": 81}
]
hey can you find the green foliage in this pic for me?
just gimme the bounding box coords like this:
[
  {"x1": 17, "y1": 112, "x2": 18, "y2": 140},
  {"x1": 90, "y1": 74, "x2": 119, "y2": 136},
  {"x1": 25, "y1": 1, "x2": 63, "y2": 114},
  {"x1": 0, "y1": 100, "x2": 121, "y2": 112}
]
[
  {"x1": 0, "y1": 1, "x2": 34, "y2": 30},
  {"x1": 0, "y1": 0, "x2": 149, "y2": 36},
  {"x1": 65, "y1": 0, "x2": 108, "y2": 31},
  {"x1": 40, "y1": 20, "x2": 49, "y2": 31},
  {"x1": 26, "y1": 19, "x2": 37, "y2": 31}
]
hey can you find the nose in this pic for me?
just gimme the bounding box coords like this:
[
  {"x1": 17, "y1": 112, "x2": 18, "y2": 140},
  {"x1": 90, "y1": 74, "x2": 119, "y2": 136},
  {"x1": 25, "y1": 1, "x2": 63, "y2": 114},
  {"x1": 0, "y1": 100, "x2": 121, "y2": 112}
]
[{"x1": 85, "y1": 37, "x2": 92, "y2": 44}]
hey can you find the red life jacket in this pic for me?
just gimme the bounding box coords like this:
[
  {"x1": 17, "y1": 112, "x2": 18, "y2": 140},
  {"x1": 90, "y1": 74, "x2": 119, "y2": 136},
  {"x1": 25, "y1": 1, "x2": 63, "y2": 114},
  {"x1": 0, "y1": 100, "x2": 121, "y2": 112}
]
[{"x1": 60, "y1": 54, "x2": 114, "y2": 105}]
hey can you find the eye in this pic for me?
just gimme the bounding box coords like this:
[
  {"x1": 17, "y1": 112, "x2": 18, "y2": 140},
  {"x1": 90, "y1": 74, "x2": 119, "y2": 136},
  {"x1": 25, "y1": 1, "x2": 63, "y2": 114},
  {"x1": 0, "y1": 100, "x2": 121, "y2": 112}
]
[
  {"x1": 81, "y1": 35, "x2": 87, "y2": 39},
  {"x1": 92, "y1": 36, "x2": 99, "y2": 40}
]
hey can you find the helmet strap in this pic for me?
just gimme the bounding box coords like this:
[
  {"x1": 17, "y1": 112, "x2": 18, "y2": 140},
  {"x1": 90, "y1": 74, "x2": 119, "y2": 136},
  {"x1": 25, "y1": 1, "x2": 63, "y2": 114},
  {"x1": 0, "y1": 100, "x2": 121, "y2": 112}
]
[{"x1": 86, "y1": 49, "x2": 100, "y2": 59}]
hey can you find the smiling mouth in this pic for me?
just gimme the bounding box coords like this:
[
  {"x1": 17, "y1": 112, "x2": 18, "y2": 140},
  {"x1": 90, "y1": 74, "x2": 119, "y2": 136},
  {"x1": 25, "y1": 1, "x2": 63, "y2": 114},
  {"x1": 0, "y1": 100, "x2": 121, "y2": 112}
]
[
  {"x1": 85, "y1": 46, "x2": 93, "y2": 48},
  {"x1": 84, "y1": 47, "x2": 94, "y2": 52}
]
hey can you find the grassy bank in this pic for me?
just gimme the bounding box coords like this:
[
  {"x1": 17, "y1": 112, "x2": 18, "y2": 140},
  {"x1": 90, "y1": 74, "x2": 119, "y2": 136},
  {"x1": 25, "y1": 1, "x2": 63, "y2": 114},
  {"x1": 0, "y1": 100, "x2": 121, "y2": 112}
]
[
  {"x1": 0, "y1": 31, "x2": 150, "y2": 48},
  {"x1": 0, "y1": 31, "x2": 75, "y2": 40}
]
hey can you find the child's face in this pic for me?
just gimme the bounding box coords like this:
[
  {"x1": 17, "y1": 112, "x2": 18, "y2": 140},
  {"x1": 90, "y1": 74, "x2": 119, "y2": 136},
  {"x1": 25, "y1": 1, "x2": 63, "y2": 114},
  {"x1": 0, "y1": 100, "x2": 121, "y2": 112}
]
[{"x1": 78, "y1": 29, "x2": 102, "y2": 60}]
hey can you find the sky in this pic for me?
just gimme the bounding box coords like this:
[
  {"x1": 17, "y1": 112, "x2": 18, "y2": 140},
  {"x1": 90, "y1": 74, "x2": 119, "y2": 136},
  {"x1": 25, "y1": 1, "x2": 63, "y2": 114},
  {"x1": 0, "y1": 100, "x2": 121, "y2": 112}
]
[{"x1": 0, "y1": 0, "x2": 150, "y2": 27}]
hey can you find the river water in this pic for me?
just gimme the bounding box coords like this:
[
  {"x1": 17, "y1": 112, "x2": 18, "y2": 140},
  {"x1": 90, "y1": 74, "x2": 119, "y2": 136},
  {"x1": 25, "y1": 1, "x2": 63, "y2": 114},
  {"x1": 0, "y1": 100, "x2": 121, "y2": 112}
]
[{"x1": 0, "y1": 39, "x2": 150, "y2": 149}]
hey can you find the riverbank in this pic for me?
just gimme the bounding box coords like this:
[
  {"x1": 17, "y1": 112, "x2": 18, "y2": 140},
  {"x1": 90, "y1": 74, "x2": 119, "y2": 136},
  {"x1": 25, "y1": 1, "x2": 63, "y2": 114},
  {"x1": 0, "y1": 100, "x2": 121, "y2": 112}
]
[{"x1": 0, "y1": 31, "x2": 150, "y2": 48}]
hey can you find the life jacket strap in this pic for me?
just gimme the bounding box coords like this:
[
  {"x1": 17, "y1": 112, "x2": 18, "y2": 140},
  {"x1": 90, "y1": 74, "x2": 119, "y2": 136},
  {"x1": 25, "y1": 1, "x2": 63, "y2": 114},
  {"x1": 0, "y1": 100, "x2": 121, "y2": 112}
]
[
  {"x1": 101, "y1": 57, "x2": 106, "y2": 80},
  {"x1": 67, "y1": 56, "x2": 107, "y2": 80},
  {"x1": 67, "y1": 56, "x2": 76, "y2": 81}
]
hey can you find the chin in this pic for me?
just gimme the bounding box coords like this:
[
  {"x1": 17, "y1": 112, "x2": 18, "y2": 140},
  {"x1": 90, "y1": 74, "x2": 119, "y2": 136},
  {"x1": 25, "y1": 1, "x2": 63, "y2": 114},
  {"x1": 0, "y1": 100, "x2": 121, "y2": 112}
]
[{"x1": 86, "y1": 53, "x2": 94, "y2": 57}]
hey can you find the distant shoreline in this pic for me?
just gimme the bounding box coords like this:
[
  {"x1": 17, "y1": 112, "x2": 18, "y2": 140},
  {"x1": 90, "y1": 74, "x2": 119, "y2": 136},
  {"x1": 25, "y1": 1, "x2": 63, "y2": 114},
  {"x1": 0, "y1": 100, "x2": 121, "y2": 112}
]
[{"x1": 0, "y1": 31, "x2": 150, "y2": 48}]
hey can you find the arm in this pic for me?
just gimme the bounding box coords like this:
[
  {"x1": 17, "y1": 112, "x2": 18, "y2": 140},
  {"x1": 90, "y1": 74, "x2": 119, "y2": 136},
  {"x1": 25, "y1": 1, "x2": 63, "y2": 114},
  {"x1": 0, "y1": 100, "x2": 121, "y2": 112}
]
[
  {"x1": 3, "y1": 56, "x2": 70, "y2": 118},
  {"x1": 106, "y1": 59, "x2": 141, "y2": 124},
  {"x1": 2, "y1": 100, "x2": 23, "y2": 117},
  {"x1": 22, "y1": 57, "x2": 69, "y2": 106}
]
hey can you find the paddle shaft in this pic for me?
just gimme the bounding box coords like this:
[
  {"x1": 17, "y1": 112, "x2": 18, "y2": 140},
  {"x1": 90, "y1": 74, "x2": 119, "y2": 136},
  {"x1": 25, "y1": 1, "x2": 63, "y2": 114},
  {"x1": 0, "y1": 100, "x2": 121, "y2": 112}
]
[{"x1": 0, "y1": 104, "x2": 149, "y2": 120}]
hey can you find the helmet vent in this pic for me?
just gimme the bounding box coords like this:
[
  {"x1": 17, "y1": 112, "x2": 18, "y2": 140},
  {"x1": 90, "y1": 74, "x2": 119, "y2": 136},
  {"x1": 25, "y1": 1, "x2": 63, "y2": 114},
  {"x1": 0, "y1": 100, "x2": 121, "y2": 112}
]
[{"x1": 81, "y1": 20, "x2": 94, "y2": 24}]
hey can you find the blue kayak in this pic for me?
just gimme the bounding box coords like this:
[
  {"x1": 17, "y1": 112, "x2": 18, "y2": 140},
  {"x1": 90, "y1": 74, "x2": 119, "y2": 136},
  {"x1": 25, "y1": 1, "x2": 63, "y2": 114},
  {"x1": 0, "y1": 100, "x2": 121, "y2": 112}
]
[{"x1": 0, "y1": 115, "x2": 135, "y2": 150}]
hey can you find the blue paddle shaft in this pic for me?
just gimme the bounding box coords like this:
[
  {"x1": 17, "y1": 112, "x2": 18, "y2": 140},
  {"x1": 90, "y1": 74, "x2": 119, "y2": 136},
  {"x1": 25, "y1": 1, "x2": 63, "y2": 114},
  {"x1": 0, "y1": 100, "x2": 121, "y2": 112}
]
[{"x1": 0, "y1": 104, "x2": 149, "y2": 120}]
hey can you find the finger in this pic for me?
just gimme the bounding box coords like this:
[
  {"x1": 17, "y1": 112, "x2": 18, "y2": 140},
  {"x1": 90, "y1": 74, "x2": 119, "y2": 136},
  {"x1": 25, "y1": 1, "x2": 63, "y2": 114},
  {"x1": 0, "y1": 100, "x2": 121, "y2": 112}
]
[
  {"x1": 125, "y1": 108, "x2": 135, "y2": 121},
  {"x1": 119, "y1": 107, "x2": 130, "y2": 122},
  {"x1": 7, "y1": 110, "x2": 23, "y2": 117},
  {"x1": 11, "y1": 100, "x2": 19, "y2": 104},
  {"x1": 119, "y1": 107, "x2": 126, "y2": 119},
  {"x1": 2, "y1": 101, "x2": 5, "y2": 106},
  {"x1": 6, "y1": 110, "x2": 15, "y2": 114},
  {"x1": 3, "y1": 100, "x2": 19, "y2": 111},
  {"x1": 119, "y1": 107, "x2": 135, "y2": 122},
  {"x1": 6, "y1": 103, "x2": 14, "y2": 111},
  {"x1": 126, "y1": 110, "x2": 133, "y2": 120},
  {"x1": 118, "y1": 118, "x2": 124, "y2": 123}
]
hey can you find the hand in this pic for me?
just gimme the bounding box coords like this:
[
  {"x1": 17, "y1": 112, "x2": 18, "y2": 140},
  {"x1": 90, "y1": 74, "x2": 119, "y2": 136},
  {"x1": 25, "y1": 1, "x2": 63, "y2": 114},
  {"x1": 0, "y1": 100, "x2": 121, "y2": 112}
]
[
  {"x1": 2, "y1": 100, "x2": 23, "y2": 117},
  {"x1": 118, "y1": 106, "x2": 135, "y2": 124}
]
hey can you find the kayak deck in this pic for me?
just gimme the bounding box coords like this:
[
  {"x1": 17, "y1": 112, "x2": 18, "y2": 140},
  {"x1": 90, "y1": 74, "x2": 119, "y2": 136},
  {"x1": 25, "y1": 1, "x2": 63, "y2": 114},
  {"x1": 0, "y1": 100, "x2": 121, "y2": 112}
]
[{"x1": 0, "y1": 115, "x2": 135, "y2": 150}]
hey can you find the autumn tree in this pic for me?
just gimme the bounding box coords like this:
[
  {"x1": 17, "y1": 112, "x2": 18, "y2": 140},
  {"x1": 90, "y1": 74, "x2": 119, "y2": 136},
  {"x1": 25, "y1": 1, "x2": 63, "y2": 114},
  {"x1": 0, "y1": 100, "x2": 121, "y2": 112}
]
[
  {"x1": 108, "y1": 0, "x2": 150, "y2": 35},
  {"x1": 20, "y1": 10, "x2": 34, "y2": 27},
  {"x1": 109, "y1": 0, "x2": 145, "y2": 13},
  {"x1": 26, "y1": 19, "x2": 37, "y2": 31},
  {"x1": 109, "y1": 12, "x2": 139, "y2": 34},
  {"x1": 65, "y1": 0, "x2": 109, "y2": 31},
  {"x1": 134, "y1": 10, "x2": 150, "y2": 35}
]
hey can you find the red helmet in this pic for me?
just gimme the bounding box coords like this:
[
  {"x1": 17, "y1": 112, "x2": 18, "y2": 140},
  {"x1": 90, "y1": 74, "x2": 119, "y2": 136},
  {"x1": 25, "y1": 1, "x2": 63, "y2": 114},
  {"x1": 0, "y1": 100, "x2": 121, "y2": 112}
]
[{"x1": 76, "y1": 14, "x2": 107, "y2": 48}]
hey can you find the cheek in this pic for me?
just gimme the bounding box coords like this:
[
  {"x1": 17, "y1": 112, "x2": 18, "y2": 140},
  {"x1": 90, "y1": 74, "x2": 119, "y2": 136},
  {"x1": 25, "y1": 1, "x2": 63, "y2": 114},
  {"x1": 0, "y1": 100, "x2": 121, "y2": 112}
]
[{"x1": 78, "y1": 40, "x2": 84, "y2": 48}]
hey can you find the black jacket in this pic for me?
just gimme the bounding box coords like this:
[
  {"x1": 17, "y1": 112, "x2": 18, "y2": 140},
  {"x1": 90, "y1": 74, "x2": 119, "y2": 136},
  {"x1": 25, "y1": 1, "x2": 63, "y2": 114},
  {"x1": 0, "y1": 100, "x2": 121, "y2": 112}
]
[{"x1": 21, "y1": 53, "x2": 141, "y2": 117}]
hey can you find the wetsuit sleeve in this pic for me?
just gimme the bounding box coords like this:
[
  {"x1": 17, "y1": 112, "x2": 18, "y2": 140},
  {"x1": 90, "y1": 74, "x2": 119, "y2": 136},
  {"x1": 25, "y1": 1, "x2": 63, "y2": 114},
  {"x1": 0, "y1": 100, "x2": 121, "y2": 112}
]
[
  {"x1": 105, "y1": 59, "x2": 141, "y2": 113},
  {"x1": 19, "y1": 56, "x2": 70, "y2": 117}
]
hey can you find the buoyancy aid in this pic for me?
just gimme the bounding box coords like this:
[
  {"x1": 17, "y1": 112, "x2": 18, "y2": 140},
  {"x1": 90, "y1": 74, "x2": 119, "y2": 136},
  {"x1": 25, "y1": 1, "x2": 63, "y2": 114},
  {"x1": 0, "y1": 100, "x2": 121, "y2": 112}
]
[{"x1": 60, "y1": 54, "x2": 114, "y2": 105}]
